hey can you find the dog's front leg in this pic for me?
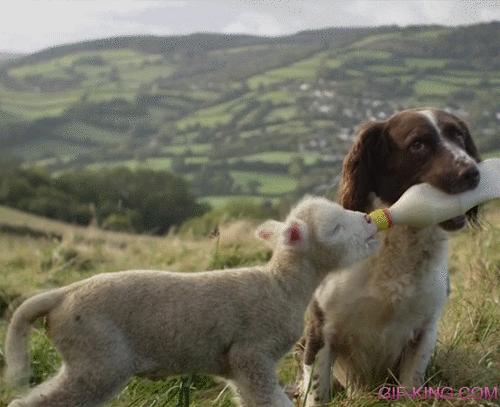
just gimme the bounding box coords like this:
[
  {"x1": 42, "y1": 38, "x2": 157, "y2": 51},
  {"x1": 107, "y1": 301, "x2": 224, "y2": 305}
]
[
  {"x1": 298, "y1": 312, "x2": 335, "y2": 407},
  {"x1": 301, "y1": 344, "x2": 334, "y2": 407},
  {"x1": 398, "y1": 320, "x2": 439, "y2": 388}
]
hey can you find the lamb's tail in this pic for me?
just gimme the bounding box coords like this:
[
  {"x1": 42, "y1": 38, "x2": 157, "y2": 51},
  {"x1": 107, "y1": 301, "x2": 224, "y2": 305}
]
[{"x1": 4, "y1": 288, "x2": 65, "y2": 387}]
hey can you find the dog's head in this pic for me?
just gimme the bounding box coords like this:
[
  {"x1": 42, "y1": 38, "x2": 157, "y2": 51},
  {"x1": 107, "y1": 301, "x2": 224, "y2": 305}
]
[
  {"x1": 339, "y1": 108, "x2": 481, "y2": 231},
  {"x1": 256, "y1": 197, "x2": 379, "y2": 271}
]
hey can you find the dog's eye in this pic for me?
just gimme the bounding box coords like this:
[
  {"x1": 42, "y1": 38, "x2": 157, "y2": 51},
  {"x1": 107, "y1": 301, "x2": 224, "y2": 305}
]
[
  {"x1": 409, "y1": 140, "x2": 427, "y2": 154},
  {"x1": 453, "y1": 132, "x2": 465, "y2": 146}
]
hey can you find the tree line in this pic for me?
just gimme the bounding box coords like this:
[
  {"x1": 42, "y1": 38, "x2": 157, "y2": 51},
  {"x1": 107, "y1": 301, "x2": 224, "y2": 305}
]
[{"x1": 0, "y1": 165, "x2": 208, "y2": 234}]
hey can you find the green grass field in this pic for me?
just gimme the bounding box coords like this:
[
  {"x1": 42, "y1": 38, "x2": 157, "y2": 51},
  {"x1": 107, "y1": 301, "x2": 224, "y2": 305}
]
[
  {"x1": 87, "y1": 157, "x2": 173, "y2": 171},
  {"x1": 200, "y1": 195, "x2": 274, "y2": 208},
  {"x1": 414, "y1": 79, "x2": 460, "y2": 96},
  {"x1": 230, "y1": 171, "x2": 298, "y2": 195},
  {"x1": 229, "y1": 151, "x2": 321, "y2": 166},
  {"x1": 0, "y1": 203, "x2": 498, "y2": 406}
]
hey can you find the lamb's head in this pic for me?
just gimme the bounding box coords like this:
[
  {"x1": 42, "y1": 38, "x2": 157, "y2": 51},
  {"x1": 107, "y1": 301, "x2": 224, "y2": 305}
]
[{"x1": 256, "y1": 196, "x2": 379, "y2": 271}]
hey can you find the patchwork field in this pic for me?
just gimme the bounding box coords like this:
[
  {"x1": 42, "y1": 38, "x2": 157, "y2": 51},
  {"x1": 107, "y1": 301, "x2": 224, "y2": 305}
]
[{"x1": 1, "y1": 24, "x2": 498, "y2": 208}]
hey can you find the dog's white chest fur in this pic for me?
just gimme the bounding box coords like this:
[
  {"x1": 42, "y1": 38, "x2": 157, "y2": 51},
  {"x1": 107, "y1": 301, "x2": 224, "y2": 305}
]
[{"x1": 314, "y1": 225, "x2": 449, "y2": 385}]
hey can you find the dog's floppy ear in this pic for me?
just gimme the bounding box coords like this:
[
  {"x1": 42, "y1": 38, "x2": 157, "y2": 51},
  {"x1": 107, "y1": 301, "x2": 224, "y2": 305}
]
[
  {"x1": 255, "y1": 220, "x2": 284, "y2": 248},
  {"x1": 338, "y1": 121, "x2": 386, "y2": 211}
]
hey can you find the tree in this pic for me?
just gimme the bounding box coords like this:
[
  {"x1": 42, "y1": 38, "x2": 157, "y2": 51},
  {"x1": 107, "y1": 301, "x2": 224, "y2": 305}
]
[
  {"x1": 246, "y1": 179, "x2": 261, "y2": 195},
  {"x1": 171, "y1": 156, "x2": 186, "y2": 172},
  {"x1": 289, "y1": 156, "x2": 305, "y2": 179}
]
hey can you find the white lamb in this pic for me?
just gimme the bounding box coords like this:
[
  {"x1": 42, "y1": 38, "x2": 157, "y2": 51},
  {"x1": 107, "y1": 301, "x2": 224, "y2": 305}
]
[{"x1": 4, "y1": 196, "x2": 379, "y2": 407}]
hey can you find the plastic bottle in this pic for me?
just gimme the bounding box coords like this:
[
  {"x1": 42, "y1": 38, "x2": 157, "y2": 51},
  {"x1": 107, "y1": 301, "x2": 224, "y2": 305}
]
[{"x1": 369, "y1": 159, "x2": 500, "y2": 230}]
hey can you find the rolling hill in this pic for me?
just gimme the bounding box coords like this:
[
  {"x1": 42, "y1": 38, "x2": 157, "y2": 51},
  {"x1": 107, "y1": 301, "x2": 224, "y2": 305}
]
[{"x1": 0, "y1": 23, "x2": 499, "y2": 205}]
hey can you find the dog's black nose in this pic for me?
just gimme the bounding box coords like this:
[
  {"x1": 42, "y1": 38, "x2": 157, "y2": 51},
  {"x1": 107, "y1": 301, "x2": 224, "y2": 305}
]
[{"x1": 459, "y1": 165, "x2": 480, "y2": 189}]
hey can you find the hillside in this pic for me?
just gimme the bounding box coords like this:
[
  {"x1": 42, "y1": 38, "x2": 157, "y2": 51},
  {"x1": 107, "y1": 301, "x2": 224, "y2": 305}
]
[{"x1": 0, "y1": 23, "x2": 499, "y2": 205}]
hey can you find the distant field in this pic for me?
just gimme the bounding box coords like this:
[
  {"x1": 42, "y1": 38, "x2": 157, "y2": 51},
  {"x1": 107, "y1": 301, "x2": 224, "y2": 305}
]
[
  {"x1": 88, "y1": 157, "x2": 172, "y2": 171},
  {"x1": 405, "y1": 57, "x2": 449, "y2": 68},
  {"x1": 1, "y1": 24, "x2": 498, "y2": 207},
  {"x1": 229, "y1": 151, "x2": 320, "y2": 165},
  {"x1": 162, "y1": 143, "x2": 211, "y2": 155},
  {"x1": 247, "y1": 51, "x2": 327, "y2": 89},
  {"x1": 200, "y1": 195, "x2": 275, "y2": 208},
  {"x1": 230, "y1": 171, "x2": 298, "y2": 195},
  {"x1": 414, "y1": 79, "x2": 459, "y2": 96}
]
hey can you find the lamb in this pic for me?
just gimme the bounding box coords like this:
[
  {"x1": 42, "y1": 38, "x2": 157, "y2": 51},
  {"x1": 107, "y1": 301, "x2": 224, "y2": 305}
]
[{"x1": 4, "y1": 196, "x2": 379, "y2": 407}]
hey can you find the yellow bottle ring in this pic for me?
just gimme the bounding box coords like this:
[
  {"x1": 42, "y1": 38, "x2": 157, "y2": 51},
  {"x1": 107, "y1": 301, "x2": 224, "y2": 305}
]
[{"x1": 368, "y1": 208, "x2": 393, "y2": 230}]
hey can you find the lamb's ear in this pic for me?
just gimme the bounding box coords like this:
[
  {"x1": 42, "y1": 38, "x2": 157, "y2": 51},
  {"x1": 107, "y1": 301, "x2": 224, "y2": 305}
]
[
  {"x1": 282, "y1": 219, "x2": 308, "y2": 250},
  {"x1": 255, "y1": 220, "x2": 284, "y2": 248}
]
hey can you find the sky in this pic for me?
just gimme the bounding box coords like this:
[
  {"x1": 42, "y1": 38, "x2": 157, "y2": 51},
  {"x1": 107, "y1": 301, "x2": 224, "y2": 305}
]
[{"x1": 1, "y1": 0, "x2": 499, "y2": 54}]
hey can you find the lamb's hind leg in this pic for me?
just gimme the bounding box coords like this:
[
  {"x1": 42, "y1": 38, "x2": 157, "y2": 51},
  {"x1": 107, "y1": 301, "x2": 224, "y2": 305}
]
[{"x1": 7, "y1": 363, "x2": 130, "y2": 407}]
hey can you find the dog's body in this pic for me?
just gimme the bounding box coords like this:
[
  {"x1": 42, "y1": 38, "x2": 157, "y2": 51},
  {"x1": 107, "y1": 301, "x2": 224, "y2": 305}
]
[
  {"x1": 5, "y1": 197, "x2": 378, "y2": 407},
  {"x1": 299, "y1": 108, "x2": 481, "y2": 404}
]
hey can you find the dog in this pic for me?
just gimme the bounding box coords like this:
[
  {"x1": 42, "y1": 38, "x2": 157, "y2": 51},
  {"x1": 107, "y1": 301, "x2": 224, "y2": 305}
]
[
  {"x1": 298, "y1": 108, "x2": 481, "y2": 405},
  {"x1": 4, "y1": 197, "x2": 379, "y2": 407}
]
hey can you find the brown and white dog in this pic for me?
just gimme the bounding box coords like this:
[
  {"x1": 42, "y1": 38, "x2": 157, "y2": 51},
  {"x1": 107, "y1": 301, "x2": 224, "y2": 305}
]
[{"x1": 298, "y1": 108, "x2": 481, "y2": 405}]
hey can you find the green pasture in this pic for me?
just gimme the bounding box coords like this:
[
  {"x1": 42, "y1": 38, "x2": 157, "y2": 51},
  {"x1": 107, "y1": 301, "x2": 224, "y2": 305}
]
[
  {"x1": 200, "y1": 195, "x2": 273, "y2": 208},
  {"x1": 230, "y1": 171, "x2": 298, "y2": 195},
  {"x1": 405, "y1": 57, "x2": 449, "y2": 68},
  {"x1": 414, "y1": 79, "x2": 460, "y2": 96},
  {"x1": 57, "y1": 122, "x2": 122, "y2": 145},
  {"x1": 366, "y1": 65, "x2": 410, "y2": 74},
  {"x1": 230, "y1": 151, "x2": 321, "y2": 166},
  {"x1": 265, "y1": 106, "x2": 297, "y2": 122},
  {"x1": 247, "y1": 51, "x2": 328, "y2": 89},
  {"x1": 87, "y1": 157, "x2": 173, "y2": 171},
  {"x1": 162, "y1": 143, "x2": 211, "y2": 156}
]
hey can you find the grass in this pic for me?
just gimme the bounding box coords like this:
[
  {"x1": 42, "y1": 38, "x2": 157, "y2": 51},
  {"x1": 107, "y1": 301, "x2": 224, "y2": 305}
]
[{"x1": 0, "y1": 203, "x2": 499, "y2": 406}]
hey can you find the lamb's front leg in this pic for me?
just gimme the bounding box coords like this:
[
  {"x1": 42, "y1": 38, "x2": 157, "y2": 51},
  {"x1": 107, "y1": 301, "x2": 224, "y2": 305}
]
[
  {"x1": 229, "y1": 348, "x2": 293, "y2": 407},
  {"x1": 399, "y1": 320, "x2": 439, "y2": 388}
]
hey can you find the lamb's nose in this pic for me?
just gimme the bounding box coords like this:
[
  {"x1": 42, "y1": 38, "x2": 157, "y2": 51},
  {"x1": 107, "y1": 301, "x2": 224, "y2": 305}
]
[{"x1": 364, "y1": 214, "x2": 372, "y2": 224}]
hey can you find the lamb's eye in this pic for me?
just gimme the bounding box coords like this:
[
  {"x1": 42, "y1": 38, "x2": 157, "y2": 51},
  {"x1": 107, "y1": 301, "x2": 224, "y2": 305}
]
[
  {"x1": 409, "y1": 140, "x2": 427, "y2": 154},
  {"x1": 330, "y1": 224, "x2": 344, "y2": 235}
]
